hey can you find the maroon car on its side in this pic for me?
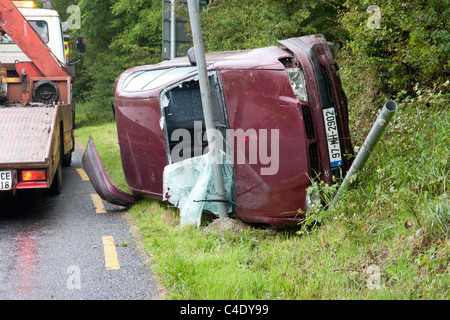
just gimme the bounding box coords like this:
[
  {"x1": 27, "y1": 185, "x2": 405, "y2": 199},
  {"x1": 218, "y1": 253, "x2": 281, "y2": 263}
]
[{"x1": 83, "y1": 34, "x2": 354, "y2": 229}]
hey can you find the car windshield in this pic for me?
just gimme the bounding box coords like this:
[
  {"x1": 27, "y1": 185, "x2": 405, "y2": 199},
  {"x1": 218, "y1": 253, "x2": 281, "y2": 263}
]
[
  {"x1": 123, "y1": 67, "x2": 198, "y2": 92},
  {"x1": 0, "y1": 20, "x2": 49, "y2": 44}
]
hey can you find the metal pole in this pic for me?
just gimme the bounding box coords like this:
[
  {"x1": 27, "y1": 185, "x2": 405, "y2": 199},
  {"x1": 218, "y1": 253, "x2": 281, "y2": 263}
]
[
  {"x1": 187, "y1": 0, "x2": 228, "y2": 218},
  {"x1": 170, "y1": 0, "x2": 176, "y2": 59},
  {"x1": 333, "y1": 100, "x2": 398, "y2": 203}
]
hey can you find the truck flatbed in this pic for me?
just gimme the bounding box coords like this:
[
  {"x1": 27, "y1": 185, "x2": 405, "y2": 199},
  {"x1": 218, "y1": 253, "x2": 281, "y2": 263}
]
[
  {"x1": 0, "y1": 105, "x2": 56, "y2": 167},
  {"x1": 0, "y1": 0, "x2": 79, "y2": 194}
]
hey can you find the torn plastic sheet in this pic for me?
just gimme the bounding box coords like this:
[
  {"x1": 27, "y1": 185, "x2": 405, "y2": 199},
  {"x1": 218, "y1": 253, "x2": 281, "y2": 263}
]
[{"x1": 162, "y1": 152, "x2": 234, "y2": 226}]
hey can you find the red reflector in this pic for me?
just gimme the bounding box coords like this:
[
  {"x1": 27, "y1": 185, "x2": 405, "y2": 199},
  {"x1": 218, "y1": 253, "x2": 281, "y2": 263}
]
[{"x1": 22, "y1": 170, "x2": 47, "y2": 181}]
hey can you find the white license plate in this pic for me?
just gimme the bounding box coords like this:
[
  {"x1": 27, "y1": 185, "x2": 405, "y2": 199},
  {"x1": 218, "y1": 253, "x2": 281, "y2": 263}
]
[
  {"x1": 323, "y1": 108, "x2": 342, "y2": 168},
  {"x1": 0, "y1": 171, "x2": 12, "y2": 190}
]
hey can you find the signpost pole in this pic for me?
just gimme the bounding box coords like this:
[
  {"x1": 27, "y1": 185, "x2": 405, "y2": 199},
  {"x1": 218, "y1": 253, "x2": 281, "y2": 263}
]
[
  {"x1": 187, "y1": 0, "x2": 228, "y2": 219},
  {"x1": 170, "y1": 0, "x2": 176, "y2": 59}
]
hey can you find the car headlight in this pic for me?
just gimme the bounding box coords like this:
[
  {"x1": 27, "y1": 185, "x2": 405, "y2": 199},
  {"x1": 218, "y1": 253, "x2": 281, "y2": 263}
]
[
  {"x1": 305, "y1": 182, "x2": 319, "y2": 212},
  {"x1": 286, "y1": 68, "x2": 308, "y2": 102}
]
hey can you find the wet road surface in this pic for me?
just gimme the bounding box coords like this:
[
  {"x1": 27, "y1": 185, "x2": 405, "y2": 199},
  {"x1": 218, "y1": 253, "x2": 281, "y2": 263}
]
[{"x1": 0, "y1": 148, "x2": 160, "y2": 300}]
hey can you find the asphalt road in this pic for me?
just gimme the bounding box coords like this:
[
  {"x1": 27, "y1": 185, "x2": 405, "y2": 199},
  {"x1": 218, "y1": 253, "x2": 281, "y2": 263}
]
[{"x1": 0, "y1": 148, "x2": 160, "y2": 300}]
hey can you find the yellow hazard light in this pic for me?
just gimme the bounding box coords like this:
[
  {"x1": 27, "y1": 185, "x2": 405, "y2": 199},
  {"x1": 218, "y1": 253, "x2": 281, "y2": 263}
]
[{"x1": 12, "y1": 1, "x2": 37, "y2": 8}]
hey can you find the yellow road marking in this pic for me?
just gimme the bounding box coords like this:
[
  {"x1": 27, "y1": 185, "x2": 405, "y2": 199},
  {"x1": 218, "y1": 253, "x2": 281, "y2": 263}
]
[
  {"x1": 102, "y1": 236, "x2": 120, "y2": 270},
  {"x1": 91, "y1": 194, "x2": 106, "y2": 213},
  {"x1": 76, "y1": 168, "x2": 90, "y2": 181}
]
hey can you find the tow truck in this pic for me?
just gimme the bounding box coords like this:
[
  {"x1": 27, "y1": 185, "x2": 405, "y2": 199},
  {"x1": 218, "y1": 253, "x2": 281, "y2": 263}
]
[{"x1": 0, "y1": 0, "x2": 85, "y2": 195}]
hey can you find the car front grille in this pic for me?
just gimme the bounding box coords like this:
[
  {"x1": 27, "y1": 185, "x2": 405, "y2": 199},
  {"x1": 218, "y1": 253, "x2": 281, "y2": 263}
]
[{"x1": 302, "y1": 105, "x2": 315, "y2": 139}]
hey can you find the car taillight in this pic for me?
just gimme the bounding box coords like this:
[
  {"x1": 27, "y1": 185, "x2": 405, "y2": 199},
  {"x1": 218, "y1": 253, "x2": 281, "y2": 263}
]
[{"x1": 22, "y1": 170, "x2": 47, "y2": 181}]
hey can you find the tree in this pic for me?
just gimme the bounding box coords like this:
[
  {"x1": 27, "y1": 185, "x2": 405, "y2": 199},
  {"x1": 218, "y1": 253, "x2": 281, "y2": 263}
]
[
  {"x1": 339, "y1": 0, "x2": 449, "y2": 96},
  {"x1": 201, "y1": 0, "x2": 347, "y2": 52},
  {"x1": 71, "y1": 0, "x2": 163, "y2": 114}
]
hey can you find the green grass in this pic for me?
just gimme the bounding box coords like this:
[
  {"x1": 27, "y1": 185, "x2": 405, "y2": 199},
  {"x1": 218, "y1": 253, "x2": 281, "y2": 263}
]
[
  {"x1": 74, "y1": 93, "x2": 449, "y2": 299},
  {"x1": 75, "y1": 100, "x2": 115, "y2": 128}
]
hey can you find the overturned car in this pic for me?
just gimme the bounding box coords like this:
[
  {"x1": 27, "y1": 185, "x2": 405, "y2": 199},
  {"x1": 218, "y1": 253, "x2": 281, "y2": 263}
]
[{"x1": 83, "y1": 34, "x2": 354, "y2": 229}]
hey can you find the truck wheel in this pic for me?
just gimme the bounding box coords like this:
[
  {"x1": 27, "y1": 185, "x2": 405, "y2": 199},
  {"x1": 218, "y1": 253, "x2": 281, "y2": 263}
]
[
  {"x1": 62, "y1": 151, "x2": 72, "y2": 167},
  {"x1": 49, "y1": 161, "x2": 62, "y2": 195}
]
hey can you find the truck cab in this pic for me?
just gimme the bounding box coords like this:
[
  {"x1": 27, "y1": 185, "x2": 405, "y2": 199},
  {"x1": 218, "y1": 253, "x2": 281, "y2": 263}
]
[{"x1": 0, "y1": 5, "x2": 66, "y2": 65}]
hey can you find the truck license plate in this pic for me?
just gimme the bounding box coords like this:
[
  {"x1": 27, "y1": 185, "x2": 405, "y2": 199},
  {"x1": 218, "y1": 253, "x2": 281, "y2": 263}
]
[
  {"x1": 323, "y1": 108, "x2": 342, "y2": 168},
  {"x1": 0, "y1": 171, "x2": 12, "y2": 190}
]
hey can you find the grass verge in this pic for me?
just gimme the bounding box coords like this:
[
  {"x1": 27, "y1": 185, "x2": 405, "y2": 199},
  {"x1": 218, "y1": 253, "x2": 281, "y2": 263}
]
[
  {"x1": 74, "y1": 96, "x2": 449, "y2": 299},
  {"x1": 75, "y1": 100, "x2": 115, "y2": 128}
]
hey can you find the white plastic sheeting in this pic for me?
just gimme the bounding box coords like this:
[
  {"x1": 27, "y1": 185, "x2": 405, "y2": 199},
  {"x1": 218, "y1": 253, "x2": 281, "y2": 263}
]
[{"x1": 162, "y1": 152, "x2": 234, "y2": 226}]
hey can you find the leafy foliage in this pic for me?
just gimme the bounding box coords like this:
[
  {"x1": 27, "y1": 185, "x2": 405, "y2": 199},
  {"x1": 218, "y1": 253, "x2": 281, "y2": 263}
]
[
  {"x1": 339, "y1": 0, "x2": 449, "y2": 96},
  {"x1": 201, "y1": 0, "x2": 347, "y2": 51},
  {"x1": 65, "y1": 0, "x2": 162, "y2": 122}
]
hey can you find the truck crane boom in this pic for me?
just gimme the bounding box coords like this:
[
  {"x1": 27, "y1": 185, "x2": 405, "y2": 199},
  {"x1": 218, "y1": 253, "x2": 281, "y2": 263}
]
[{"x1": 0, "y1": 0, "x2": 68, "y2": 78}]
